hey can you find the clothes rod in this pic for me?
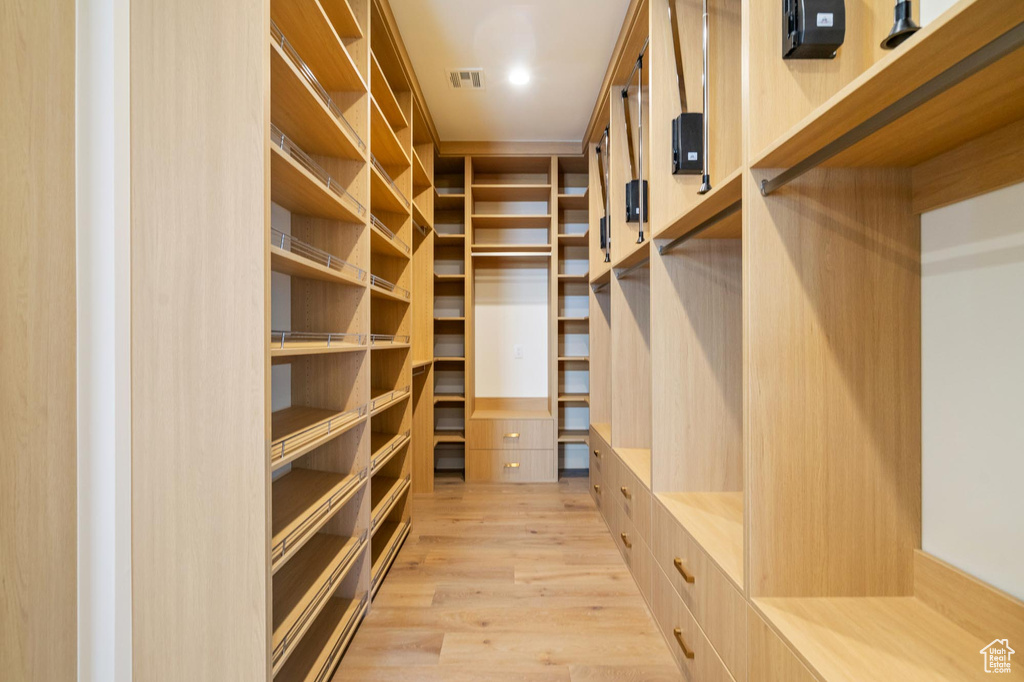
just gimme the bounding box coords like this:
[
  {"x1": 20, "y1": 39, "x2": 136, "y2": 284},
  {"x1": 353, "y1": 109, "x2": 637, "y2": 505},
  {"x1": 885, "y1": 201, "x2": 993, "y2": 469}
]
[
  {"x1": 657, "y1": 200, "x2": 742, "y2": 256},
  {"x1": 760, "y1": 20, "x2": 1024, "y2": 196},
  {"x1": 620, "y1": 37, "x2": 650, "y2": 97},
  {"x1": 615, "y1": 256, "x2": 650, "y2": 280}
]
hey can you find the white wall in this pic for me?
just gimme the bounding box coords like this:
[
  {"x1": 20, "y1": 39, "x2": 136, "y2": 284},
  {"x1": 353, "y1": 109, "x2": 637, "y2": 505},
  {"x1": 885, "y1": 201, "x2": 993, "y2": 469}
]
[
  {"x1": 921, "y1": 181, "x2": 1024, "y2": 601},
  {"x1": 474, "y1": 264, "x2": 549, "y2": 397},
  {"x1": 76, "y1": 0, "x2": 132, "y2": 678}
]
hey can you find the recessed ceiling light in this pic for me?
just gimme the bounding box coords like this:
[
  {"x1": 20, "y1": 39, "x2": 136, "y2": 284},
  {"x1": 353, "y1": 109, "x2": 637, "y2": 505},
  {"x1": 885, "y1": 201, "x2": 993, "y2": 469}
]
[{"x1": 509, "y1": 67, "x2": 530, "y2": 86}]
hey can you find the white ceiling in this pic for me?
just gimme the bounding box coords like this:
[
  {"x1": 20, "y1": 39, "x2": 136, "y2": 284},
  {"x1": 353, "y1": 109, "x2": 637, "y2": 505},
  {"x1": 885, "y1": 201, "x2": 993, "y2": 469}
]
[{"x1": 389, "y1": 0, "x2": 630, "y2": 143}]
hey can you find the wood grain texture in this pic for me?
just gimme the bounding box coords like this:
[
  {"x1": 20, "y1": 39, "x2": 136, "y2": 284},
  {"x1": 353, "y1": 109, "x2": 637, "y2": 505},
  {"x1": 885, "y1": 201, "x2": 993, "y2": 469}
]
[
  {"x1": 912, "y1": 117, "x2": 1024, "y2": 214},
  {"x1": 0, "y1": 0, "x2": 77, "y2": 678},
  {"x1": 130, "y1": 0, "x2": 269, "y2": 678},
  {"x1": 651, "y1": 239, "x2": 742, "y2": 494},
  {"x1": 747, "y1": 605, "x2": 817, "y2": 682},
  {"x1": 334, "y1": 476, "x2": 676, "y2": 679},
  {"x1": 610, "y1": 268, "x2": 652, "y2": 451},
  {"x1": 744, "y1": 168, "x2": 921, "y2": 598}
]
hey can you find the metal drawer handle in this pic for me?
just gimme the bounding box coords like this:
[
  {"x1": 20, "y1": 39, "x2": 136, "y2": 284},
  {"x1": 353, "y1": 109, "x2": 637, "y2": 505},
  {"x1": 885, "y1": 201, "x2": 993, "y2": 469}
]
[
  {"x1": 620, "y1": 532, "x2": 632, "y2": 548},
  {"x1": 673, "y1": 628, "x2": 695, "y2": 659},
  {"x1": 504, "y1": 462, "x2": 521, "y2": 468},
  {"x1": 620, "y1": 486, "x2": 631, "y2": 499},
  {"x1": 504, "y1": 432, "x2": 520, "y2": 439},
  {"x1": 593, "y1": 449, "x2": 601, "y2": 458},
  {"x1": 593, "y1": 484, "x2": 601, "y2": 493},
  {"x1": 673, "y1": 557, "x2": 696, "y2": 584}
]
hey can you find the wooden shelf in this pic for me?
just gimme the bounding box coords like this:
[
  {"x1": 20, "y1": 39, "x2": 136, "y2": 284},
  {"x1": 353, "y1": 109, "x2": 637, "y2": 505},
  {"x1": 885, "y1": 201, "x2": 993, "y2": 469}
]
[
  {"x1": 557, "y1": 429, "x2": 589, "y2": 444},
  {"x1": 558, "y1": 190, "x2": 589, "y2": 210},
  {"x1": 558, "y1": 356, "x2": 589, "y2": 363},
  {"x1": 270, "y1": 331, "x2": 366, "y2": 360},
  {"x1": 754, "y1": 596, "x2": 1003, "y2": 682},
  {"x1": 471, "y1": 244, "x2": 551, "y2": 254},
  {"x1": 471, "y1": 214, "x2": 552, "y2": 230},
  {"x1": 370, "y1": 52, "x2": 408, "y2": 132},
  {"x1": 433, "y1": 356, "x2": 465, "y2": 363},
  {"x1": 433, "y1": 273, "x2": 465, "y2": 282},
  {"x1": 558, "y1": 273, "x2": 589, "y2": 284},
  {"x1": 370, "y1": 518, "x2": 411, "y2": 596},
  {"x1": 558, "y1": 315, "x2": 590, "y2": 323},
  {"x1": 590, "y1": 263, "x2": 611, "y2": 287},
  {"x1": 434, "y1": 232, "x2": 465, "y2": 244},
  {"x1": 653, "y1": 167, "x2": 743, "y2": 243},
  {"x1": 370, "y1": 218, "x2": 411, "y2": 260},
  {"x1": 270, "y1": 0, "x2": 366, "y2": 93},
  {"x1": 271, "y1": 469, "x2": 363, "y2": 574},
  {"x1": 412, "y1": 359, "x2": 433, "y2": 370},
  {"x1": 271, "y1": 405, "x2": 366, "y2": 471},
  {"x1": 412, "y1": 200, "x2": 431, "y2": 231},
  {"x1": 370, "y1": 97, "x2": 410, "y2": 169},
  {"x1": 615, "y1": 447, "x2": 650, "y2": 488},
  {"x1": 320, "y1": 0, "x2": 362, "y2": 39},
  {"x1": 433, "y1": 316, "x2": 465, "y2": 322},
  {"x1": 657, "y1": 491, "x2": 744, "y2": 588},
  {"x1": 433, "y1": 430, "x2": 465, "y2": 446},
  {"x1": 435, "y1": 192, "x2": 466, "y2": 210},
  {"x1": 592, "y1": 422, "x2": 612, "y2": 445},
  {"x1": 433, "y1": 395, "x2": 465, "y2": 405},
  {"x1": 274, "y1": 593, "x2": 367, "y2": 682},
  {"x1": 612, "y1": 238, "x2": 650, "y2": 272},
  {"x1": 412, "y1": 148, "x2": 431, "y2": 191},
  {"x1": 370, "y1": 475, "x2": 411, "y2": 534},
  {"x1": 270, "y1": 39, "x2": 364, "y2": 161},
  {"x1": 369, "y1": 277, "x2": 410, "y2": 304},
  {"x1": 271, "y1": 532, "x2": 363, "y2": 674},
  {"x1": 557, "y1": 232, "x2": 589, "y2": 246},
  {"x1": 370, "y1": 430, "x2": 411, "y2": 473},
  {"x1": 751, "y1": 1, "x2": 1024, "y2": 170},
  {"x1": 271, "y1": 143, "x2": 364, "y2": 224},
  {"x1": 270, "y1": 245, "x2": 365, "y2": 288},
  {"x1": 471, "y1": 184, "x2": 551, "y2": 202},
  {"x1": 369, "y1": 385, "x2": 410, "y2": 415},
  {"x1": 370, "y1": 161, "x2": 410, "y2": 215},
  {"x1": 558, "y1": 393, "x2": 590, "y2": 406}
]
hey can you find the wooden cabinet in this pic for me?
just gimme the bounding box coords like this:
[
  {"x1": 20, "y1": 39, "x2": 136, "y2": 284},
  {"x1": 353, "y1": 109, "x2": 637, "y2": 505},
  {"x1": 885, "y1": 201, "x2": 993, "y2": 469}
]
[
  {"x1": 467, "y1": 418, "x2": 554, "y2": 450},
  {"x1": 466, "y1": 449, "x2": 556, "y2": 483}
]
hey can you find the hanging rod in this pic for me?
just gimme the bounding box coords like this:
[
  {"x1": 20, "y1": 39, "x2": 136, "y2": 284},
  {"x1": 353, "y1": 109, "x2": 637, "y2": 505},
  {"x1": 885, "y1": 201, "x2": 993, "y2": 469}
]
[
  {"x1": 620, "y1": 37, "x2": 650, "y2": 97},
  {"x1": 616, "y1": 256, "x2": 650, "y2": 280},
  {"x1": 593, "y1": 280, "x2": 609, "y2": 293},
  {"x1": 760, "y1": 21, "x2": 1024, "y2": 196},
  {"x1": 657, "y1": 200, "x2": 742, "y2": 256}
]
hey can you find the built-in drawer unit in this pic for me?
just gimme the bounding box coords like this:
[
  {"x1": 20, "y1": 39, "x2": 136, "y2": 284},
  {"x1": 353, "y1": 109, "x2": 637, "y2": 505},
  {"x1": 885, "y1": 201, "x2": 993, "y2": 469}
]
[
  {"x1": 609, "y1": 492, "x2": 653, "y2": 605},
  {"x1": 467, "y1": 418, "x2": 554, "y2": 450},
  {"x1": 615, "y1": 458, "x2": 652, "y2": 545},
  {"x1": 652, "y1": 565, "x2": 736, "y2": 682},
  {"x1": 466, "y1": 449, "x2": 556, "y2": 483},
  {"x1": 652, "y1": 499, "x2": 746, "y2": 681}
]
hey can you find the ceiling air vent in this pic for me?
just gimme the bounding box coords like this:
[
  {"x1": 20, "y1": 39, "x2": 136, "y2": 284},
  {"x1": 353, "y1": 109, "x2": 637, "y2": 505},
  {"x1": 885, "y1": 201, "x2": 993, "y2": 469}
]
[{"x1": 447, "y1": 68, "x2": 484, "y2": 90}]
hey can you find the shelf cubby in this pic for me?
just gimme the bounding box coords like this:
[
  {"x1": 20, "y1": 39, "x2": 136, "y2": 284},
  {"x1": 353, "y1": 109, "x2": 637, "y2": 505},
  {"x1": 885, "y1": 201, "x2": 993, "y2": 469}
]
[
  {"x1": 271, "y1": 229, "x2": 367, "y2": 288},
  {"x1": 369, "y1": 214, "x2": 410, "y2": 259},
  {"x1": 274, "y1": 590, "x2": 368, "y2": 682},
  {"x1": 271, "y1": 125, "x2": 366, "y2": 224},
  {"x1": 272, "y1": 468, "x2": 366, "y2": 574},
  {"x1": 369, "y1": 96, "x2": 410, "y2": 169},
  {"x1": 271, "y1": 531, "x2": 365, "y2": 674},
  {"x1": 271, "y1": 404, "x2": 367, "y2": 471},
  {"x1": 369, "y1": 384, "x2": 410, "y2": 415},
  {"x1": 369, "y1": 52, "x2": 408, "y2": 132},
  {"x1": 370, "y1": 428, "x2": 411, "y2": 473},
  {"x1": 370, "y1": 471, "x2": 411, "y2": 534},
  {"x1": 271, "y1": 22, "x2": 366, "y2": 161},
  {"x1": 369, "y1": 274, "x2": 410, "y2": 303},
  {"x1": 271, "y1": 331, "x2": 366, "y2": 359},
  {"x1": 370, "y1": 157, "x2": 411, "y2": 215},
  {"x1": 370, "y1": 515, "x2": 411, "y2": 598},
  {"x1": 270, "y1": 0, "x2": 367, "y2": 93}
]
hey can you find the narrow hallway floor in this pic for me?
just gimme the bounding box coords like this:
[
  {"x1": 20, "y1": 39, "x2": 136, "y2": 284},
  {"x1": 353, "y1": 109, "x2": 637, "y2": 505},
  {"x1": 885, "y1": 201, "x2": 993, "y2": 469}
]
[{"x1": 333, "y1": 474, "x2": 679, "y2": 681}]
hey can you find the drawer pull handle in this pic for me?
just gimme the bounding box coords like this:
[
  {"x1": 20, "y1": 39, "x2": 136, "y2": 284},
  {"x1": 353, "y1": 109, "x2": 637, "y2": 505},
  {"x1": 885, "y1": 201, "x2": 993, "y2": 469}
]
[
  {"x1": 504, "y1": 462, "x2": 521, "y2": 468},
  {"x1": 620, "y1": 486, "x2": 631, "y2": 499},
  {"x1": 620, "y1": 532, "x2": 632, "y2": 548},
  {"x1": 504, "y1": 432, "x2": 520, "y2": 439},
  {"x1": 593, "y1": 449, "x2": 601, "y2": 458},
  {"x1": 593, "y1": 484, "x2": 601, "y2": 493},
  {"x1": 673, "y1": 557, "x2": 696, "y2": 583},
  {"x1": 672, "y1": 628, "x2": 695, "y2": 659}
]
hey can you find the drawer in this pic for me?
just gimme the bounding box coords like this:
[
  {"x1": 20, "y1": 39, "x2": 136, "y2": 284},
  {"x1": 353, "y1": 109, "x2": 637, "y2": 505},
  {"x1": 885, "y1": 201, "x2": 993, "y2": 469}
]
[
  {"x1": 652, "y1": 565, "x2": 735, "y2": 682},
  {"x1": 468, "y1": 419, "x2": 553, "y2": 450},
  {"x1": 653, "y1": 499, "x2": 747, "y2": 681},
  {"x1": 616, "y1": 463, "x2": 652, "y2": 545},
  {"x1": 588, "y1": 428, "x2": 605, "y2": 476},
  {"x1": 466, "y1": 449, "x2": 555, "y2": 483},
  {"x1": 611, "y1": 502, "x2": 652, "y2": 604},
  {"x1": 589, "y1": 458, "x2": 603, "y2": 508}
]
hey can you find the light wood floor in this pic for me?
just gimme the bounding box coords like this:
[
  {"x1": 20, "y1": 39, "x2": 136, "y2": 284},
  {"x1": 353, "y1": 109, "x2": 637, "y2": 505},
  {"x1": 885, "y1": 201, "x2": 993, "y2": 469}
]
[{"x1": 334, "y1": 473, "x2": 680, "y2": 681}]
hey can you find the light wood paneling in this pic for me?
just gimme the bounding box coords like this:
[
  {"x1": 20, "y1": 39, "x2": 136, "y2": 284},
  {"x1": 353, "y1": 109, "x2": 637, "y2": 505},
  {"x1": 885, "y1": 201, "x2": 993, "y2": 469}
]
[
  {"x1": 745, "y1": 168, "x2": 921, "y2": 598},
  {"x1": 610, "y1": 268, "x2": 651, "y2": 451},
  {"x1": 747, "y1": 606, "x2": 816, "y2": 682},
  {"x1": 130, "y1": 0, "x2": 269, "y2": 679},
  {"x1": 651, "y1": 239, "x2": 742, "y2": 493},
  {"x1": 911, "y1": 117, "x2": 1024, "y2": 214},
  {"x1": 0, "y1": 1, "x2": 77, "y2": 678}
]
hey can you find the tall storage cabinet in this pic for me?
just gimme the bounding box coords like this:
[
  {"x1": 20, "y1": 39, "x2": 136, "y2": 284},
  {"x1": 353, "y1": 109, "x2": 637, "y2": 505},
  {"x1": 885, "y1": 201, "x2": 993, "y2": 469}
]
[{"x1": 588, "y1": 0, "x2": 1024, "y2": 680}]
